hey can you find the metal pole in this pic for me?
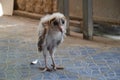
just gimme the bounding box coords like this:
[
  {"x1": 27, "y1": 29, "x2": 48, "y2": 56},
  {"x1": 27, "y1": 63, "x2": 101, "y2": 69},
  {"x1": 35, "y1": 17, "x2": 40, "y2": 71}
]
[
  {"x1": 64, "y1": 0, "x2": 70, "y2": 35},
  {"x1": 83, "y1": 0, "x2": 93, "y2": 40}
]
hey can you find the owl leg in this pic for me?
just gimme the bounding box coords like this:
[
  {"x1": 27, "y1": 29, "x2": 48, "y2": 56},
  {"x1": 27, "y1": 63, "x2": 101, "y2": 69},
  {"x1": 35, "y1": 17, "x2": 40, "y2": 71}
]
[
  {"x1": 49, "y1": 48, "x2": 56, "y2": 70},
  {"x1": 49, "y1": 48, "x2": 64, "y2": 70},
  {"x1": 40, "y1": 49, "x2": 52, "y2": 72}
]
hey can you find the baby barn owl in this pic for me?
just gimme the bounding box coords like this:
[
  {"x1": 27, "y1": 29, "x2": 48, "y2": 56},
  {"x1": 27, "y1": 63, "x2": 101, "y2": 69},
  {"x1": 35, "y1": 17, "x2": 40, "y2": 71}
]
[{"x1": 31, "y1": 12, "x2": 67, "y2": 72}]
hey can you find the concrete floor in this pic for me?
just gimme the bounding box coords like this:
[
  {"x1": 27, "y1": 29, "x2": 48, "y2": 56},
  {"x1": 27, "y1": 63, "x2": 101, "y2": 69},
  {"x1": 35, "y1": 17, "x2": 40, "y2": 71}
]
[{"x1": 0, "y1": 16, "x2": 120, "y2": 80}]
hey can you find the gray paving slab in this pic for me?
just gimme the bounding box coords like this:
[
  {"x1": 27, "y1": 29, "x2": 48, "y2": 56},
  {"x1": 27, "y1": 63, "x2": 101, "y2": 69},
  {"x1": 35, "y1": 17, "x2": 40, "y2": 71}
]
[{"x1": 0, "y1": 16, "x2": 120, "y2": 80}]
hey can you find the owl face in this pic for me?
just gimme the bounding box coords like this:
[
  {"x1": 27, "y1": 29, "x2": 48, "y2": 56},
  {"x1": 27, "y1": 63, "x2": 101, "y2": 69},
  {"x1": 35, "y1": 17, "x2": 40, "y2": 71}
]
[
  {"x1": 50, "y1": 17, "x2": 66, "y2": 32},
  {"x1": 40, "y1": 13, "x2": 67, "y2": 33}
]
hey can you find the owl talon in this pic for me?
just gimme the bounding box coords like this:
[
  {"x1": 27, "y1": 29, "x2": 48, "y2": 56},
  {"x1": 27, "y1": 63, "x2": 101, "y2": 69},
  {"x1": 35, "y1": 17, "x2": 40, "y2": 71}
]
[
  {"x1": 51, "y1": 64, "x2": 64, "y2": 70},
  {"x1": 39, "y1": 67, "x2": 52, "y2": 72},
  {"x1": 52, "y1": 65, "x2": 57, "y2": 71}
]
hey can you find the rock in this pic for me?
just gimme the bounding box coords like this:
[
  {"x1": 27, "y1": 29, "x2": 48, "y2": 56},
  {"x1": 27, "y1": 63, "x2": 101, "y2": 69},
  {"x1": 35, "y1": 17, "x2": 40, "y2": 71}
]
[
  {"x1": 17, "y1": 0, "x2": 26, "y2": 11},
  {"x1": 34, "y1": 0, "x2": 44, "y2": 14},
  {"x1": 25, "y1": 0, "x2": 36, "y2": 12},
  {"x1": 16, "y1": 0, "x2": 56, "y2": 14},
  {"x1": 53, "y1": 0, "x2": 57, "y2": 12},
  {"x1": 43, "y1": 0, "x2": 53, "y2": 13}
]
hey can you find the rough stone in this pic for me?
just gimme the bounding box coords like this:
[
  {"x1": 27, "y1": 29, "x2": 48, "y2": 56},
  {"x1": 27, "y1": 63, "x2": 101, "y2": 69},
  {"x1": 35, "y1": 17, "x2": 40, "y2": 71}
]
[
  {"x1": 17, "y1": 0, "x2": 26, "y2": 11},
  {"x1": 16, "y1": 0, "x2": 55, "y2": 14},
  {"x1": 0, "y1": 16, "x2": 120, "y2": 80}
]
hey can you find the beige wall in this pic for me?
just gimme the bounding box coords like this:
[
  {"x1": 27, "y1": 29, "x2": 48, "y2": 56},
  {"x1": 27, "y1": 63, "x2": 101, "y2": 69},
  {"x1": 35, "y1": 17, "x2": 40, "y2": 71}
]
[
  {"x1": 0, "y1": 0, "x2": 14, "y2": 15},
  {"x1": 70, "y1": 0, "x2": 82, "y2": 18},
  {"x1": 70, "y1": 0, "x2": 120, "y2": 23}
]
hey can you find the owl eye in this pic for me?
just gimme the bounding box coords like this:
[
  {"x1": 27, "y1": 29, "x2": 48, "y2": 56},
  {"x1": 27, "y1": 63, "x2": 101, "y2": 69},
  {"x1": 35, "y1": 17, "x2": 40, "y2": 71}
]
[
  {"x1": 61, "y1": 19, "x2": 65, "y2": 24},
  {"x1": 53, "y1": 20, "x2": 58, "y2": 26}
]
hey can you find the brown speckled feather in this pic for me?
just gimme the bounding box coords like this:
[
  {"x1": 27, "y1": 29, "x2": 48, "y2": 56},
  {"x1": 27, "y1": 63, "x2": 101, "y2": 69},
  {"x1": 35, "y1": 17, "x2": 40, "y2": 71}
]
[{"x1": 38, "y1": 27, "x2": 47, "y2": 52}]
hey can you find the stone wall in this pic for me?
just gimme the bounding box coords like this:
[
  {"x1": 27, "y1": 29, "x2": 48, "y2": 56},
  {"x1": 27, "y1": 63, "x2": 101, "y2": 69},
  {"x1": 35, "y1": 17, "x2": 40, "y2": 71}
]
[
  {"x1": 14, "y1": 0, "x2": 120, "y2": 24},
  {"x1": 14, "y1": 0, "x2": 57, "y2": 14}
]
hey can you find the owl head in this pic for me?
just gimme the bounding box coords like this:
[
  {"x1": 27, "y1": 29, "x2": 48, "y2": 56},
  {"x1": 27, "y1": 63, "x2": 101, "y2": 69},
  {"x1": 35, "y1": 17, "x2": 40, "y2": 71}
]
[{"x1": 40, "y1": 12, "x2": 67, "y2": 33}]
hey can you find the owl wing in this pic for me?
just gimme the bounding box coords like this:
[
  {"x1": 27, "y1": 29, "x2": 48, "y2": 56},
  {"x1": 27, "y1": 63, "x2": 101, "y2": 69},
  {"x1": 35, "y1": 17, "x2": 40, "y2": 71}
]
[
  {"x1": 37, "y1": 15, "x2": 50, "y2": 52},
  {"x1": 37, "y1": 27, "x2": 47, "y2": 52}
]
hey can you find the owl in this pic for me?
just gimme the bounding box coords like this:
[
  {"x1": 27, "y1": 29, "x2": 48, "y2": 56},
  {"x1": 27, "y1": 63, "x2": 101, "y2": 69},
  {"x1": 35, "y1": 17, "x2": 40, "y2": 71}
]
[{"x1": 31, "y1": 12, "x2": 67, "y2": 72}]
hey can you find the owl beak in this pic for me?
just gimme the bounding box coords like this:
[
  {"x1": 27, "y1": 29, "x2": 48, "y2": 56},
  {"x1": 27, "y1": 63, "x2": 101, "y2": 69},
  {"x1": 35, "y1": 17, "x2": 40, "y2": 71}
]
[{"x1": 58, "y1": 26, "x2": 63, "y2": 33}]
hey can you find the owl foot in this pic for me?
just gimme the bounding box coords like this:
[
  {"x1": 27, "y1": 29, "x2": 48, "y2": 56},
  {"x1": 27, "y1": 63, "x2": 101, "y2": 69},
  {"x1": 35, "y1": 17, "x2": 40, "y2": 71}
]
[
  {"x1": 51, "y1": 64, "x2": 64, "y2": 70},
  {"x1": 39, "y1": 67, "x2": 52, "y2": 72}
]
